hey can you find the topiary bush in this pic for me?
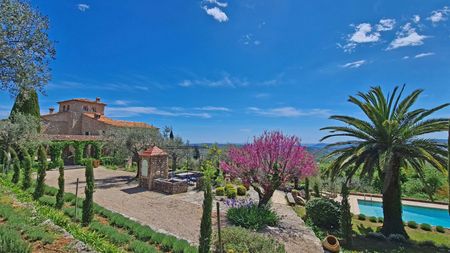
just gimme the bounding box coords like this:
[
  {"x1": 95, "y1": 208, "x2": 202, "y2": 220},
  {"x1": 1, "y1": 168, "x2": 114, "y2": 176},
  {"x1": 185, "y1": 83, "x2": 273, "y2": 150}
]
[
  {"x1": 226, "y1": 187, "x2": 237, "y2": 199},
  {"x1": 33, "y1": 145, "x2": 47, "y2": 200},
  {"x1": 38, "y1": 195, "x2": 56, "y2": 207},
  {"x1": 226, "y1": 202, "x2": 279, "y2": 230},
  {"x1": 215, "y1": 187, "x2": 225, "y2": 196},
  {"x1": 237, "y1": 185, "x2": 247, "y2": 196},
  {"x1": 55, "y1": 164, "x2": 65, "y2": 209},
  {"x1": 420, "y1": 223, "x2": 432, "y2": 231},
  {"x1": 82, "y1": 159, "x2": 94, "y2": 226},
  {"x1": 369, "y1": 216, "x2": 377, "y2": 223},
  {"x1": 214, "y1": 226, "x2": 285, "y2": 253},
  {"x1": 407, "y1": 221, "x2": 418, "y2": 229},
  {"x1": 377, "y1": 217, "x2": 383, "y2": 223},
  {"x1": 305, "y1": 198, "x2": 341, "y2": 230},
  {"x1": 357, "y1": 214, "x2": 366, "y2": 220},
  {"x1": 129, "y1": 240, "x2": 159, "y2": 253},
  {"x1": 435, "y1": 225, "x2": 445, "y2": 233}
]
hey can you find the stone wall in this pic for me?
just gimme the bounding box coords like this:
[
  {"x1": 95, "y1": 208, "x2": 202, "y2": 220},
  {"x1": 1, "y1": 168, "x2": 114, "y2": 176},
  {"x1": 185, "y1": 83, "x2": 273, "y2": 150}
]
[{"x1": 152, "y1": 178, "x2": 188, "y2": 194}]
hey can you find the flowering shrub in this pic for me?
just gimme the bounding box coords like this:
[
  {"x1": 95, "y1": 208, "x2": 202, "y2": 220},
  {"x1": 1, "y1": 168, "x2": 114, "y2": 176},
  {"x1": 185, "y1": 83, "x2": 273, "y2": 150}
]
[{"x1": 221, "y1": 131, "x2": 317, "y2": 207}]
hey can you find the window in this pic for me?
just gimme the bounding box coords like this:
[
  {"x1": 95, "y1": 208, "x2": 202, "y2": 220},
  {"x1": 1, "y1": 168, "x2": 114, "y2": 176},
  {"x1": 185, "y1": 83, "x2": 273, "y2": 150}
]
[
  {"x1": 85, "y1": 132, "x2": 90, "y2": 135},
  {"x1": 92, "y1": 107, "x2": 96, "y2": 112},
  {"x1": 67, "y1": 105, "x2": 70, "y2": 111},
  {"x1": 141, "y1": 160, "x2": 148, "y2": 177},
  {"x1": 62, "y1": 105, "x2": 66, "y2": 111},
  {"x1": 83, "y1": 106, "x2": 88, "y2": 111}
]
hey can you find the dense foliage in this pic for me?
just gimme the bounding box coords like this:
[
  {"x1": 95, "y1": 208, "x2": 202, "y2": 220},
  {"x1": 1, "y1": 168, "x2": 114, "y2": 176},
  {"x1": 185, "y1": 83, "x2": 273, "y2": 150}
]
[
  {"x1": 226, "y1": 199, "x2": 279, "y2": 230},
  {"x1": 10, "y1": 88, "x2": 40, "y2": 122},
  {"x1": 199, "y1": 178, "x2": 212, "y2": 253},
  {"x1": 321, "y1": 85, "x2": 449, "y2": 237},
  {"x1": 221, "y1": 131, "x2": 317, "y2": 206},
  {"x1": 0, "y1": 0, "x2": 55, "y2": 94},
  {"x1": 214, "y1": 226, "x2": 285, "y2": 253},
  {"x1": 305, "y1": 198, "x2": 341, "y2": 230}
]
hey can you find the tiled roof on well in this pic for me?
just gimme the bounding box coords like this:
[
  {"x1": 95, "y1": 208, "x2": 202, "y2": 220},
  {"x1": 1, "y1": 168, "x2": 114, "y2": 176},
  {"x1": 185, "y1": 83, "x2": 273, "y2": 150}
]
[
  {"x1": 139, "y1": 146, "x2": 168, "y2": 157},
  {"x1": 83, "y1": 113, "x2": 155, "y2": 129},
  {"x1": 58, "y1": 98, "x2": 106, "y2": 105}
]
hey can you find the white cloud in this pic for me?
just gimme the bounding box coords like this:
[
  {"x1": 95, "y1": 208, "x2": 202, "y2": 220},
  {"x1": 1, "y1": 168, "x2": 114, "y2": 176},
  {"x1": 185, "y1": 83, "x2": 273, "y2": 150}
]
[
  {"x1": 376, "y1": 19, "x2": 396, "y2": 31},
  {"x1": 414, "y1": 52, "x2": 435, "y2": 58},
  {"x1": 412, "y1": 15, "x2": 421, "y2": 23},
  {"x1": 428, "y1": 7, "x2": 450, "y2": 24},
  {"x1": 254, "y1": 93, "x2": 270, "y2": 99},
  {"x1": 204, "y1": 0, "x2": 227, "y2": 8},
  {"x1": 77, "y1": 4, "x2": 90, "y2": 12},
  {"x1": 341, "y1": 23, "x2": 381, "y2": 52},
  {"x1": 402, "y1": 56, "x2": 410, "y2": 60},
  {"x1": 341, "y1": 60, "x2": 367, "y2": 69},
  {"x1": 113, "y1": 100, "x2": 131, "y2": 106},
  {"x1": 248, "y1": 107, "x2": 330, "y2": 118},
  {"x1": 203, "y1": 6, "x2": 228, "y2": 22},
  {"x1": 178, "y1": 80, "x2": 193, "y2": 87},
  {"x1": 107, "y1": 107, "x2": 211, "y2": 118},
  {"x1": 387, "y1": 23, "x2": 429, "y2": 50},
  {"x1": 196, "y1": 106, "x2": 230, "y2": 112}
]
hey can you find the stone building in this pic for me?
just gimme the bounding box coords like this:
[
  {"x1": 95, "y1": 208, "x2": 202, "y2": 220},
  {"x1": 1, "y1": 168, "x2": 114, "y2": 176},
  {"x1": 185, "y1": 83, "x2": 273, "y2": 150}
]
[{"x1": 41, "y1": 97, "x2": 155, "y2": 137}]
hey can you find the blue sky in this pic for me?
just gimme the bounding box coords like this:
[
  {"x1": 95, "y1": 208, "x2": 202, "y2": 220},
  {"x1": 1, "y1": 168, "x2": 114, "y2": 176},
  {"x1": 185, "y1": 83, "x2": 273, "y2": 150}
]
[{"x1": 1, "y1": 0, "x2": 450, "y2": 143}]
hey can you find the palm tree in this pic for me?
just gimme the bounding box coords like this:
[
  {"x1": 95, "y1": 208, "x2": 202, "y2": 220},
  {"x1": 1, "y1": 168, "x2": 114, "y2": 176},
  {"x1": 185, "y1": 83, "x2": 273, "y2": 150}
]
[{"x1": 321, "y1": 85, "x2": 449, "y2": 238}]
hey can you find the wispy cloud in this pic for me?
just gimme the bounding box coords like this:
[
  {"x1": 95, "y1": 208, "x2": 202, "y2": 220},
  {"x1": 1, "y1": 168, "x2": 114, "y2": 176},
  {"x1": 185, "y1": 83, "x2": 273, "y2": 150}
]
[
  {"x1": 113, "y1": 100, "x2": 131, "y2": 106},
  {"x1": 195, "y1": 106, "x2": 231, "y2": 112},
  {"x1": 107, "y1": 107, "x2": 212, "y2": 118},
  {"x1": 254, "y1": 93, "x2": 270, "y2": 99},
  {"x1": 376, "y1": 19, "x2": 396, "y2": 31},
  {"x1": 387, "y1": 23, "x2": 428, "y2": 50},
  {"x1": 241, "y1": 34, "x2": 261, "y2": 46},
  {"x1": 247, "y1": 107, "x2": 330, "y2": 118},
  {"x1": 427, "y1": 6, "x2": 450, "y2": 24},
  {"x1": 414, "y1": 52, "x2": 435, "y2": 58},
  {"x1": 204, "y1": 0, "x2": 227, "y2": 8},
  {"x1": 341, "y1": 60, "x2": 366, "y2": 69},
  {"x1": 178, "y1": 72, "x2": 282, "y2": 89},
  {"x1": 77, "y1": 4, "x2": 90, "y2": 12},
  {"x1": 202, "y1": 6, "x2": 228, "y2": 22}
]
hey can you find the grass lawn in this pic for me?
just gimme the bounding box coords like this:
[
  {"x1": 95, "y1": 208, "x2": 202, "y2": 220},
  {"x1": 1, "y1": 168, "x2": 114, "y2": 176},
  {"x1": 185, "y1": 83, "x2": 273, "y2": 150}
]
[{"x1": 293, "y1": 206, "x2": 450, "y2": 253}]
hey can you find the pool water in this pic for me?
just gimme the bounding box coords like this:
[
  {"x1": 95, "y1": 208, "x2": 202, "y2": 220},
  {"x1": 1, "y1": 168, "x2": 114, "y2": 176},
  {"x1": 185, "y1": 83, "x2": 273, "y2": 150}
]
[{"x1": 358, "y1": 199, "x2": 450, "y2": 228}]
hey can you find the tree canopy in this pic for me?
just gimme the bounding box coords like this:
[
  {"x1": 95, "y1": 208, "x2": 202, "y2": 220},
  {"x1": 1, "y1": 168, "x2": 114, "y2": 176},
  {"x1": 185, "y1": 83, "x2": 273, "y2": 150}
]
[{"x1": 0, "y1": 0, "x2": 55, "y2": 95}]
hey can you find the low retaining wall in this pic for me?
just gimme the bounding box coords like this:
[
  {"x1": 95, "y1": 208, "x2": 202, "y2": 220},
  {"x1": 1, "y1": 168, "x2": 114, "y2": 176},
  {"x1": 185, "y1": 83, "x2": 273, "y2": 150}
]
[{"x1": 153, "y1": 178, "x2": 188, "y2": 194}]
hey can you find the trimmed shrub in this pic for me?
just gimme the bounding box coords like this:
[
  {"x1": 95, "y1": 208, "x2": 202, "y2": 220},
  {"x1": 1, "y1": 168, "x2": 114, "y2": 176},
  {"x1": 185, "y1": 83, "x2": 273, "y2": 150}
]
[
  {"x1": 387, "y1": 234, "x2": 408, "y2": 244},
  {"x1": 225, "y1": 184, "x2": 235, "y2": 196},
  {"x1": 377, "y1": 217, "x2": 383, "y2": 223},
  {"x1": 90, "y1": 222, "x2": 132, "y2": 246},
  {"x1": 44, "y1": 185, "x2": 58, "y2": 196},
  {"x1": 129, "y1": 240, "x2": 159, "y2": 253},
  {"x1": 172, "y1": 239, "x2": 191, "y2": 253},
  {"x1": 226, "y1": 203, "x2": 279, "y2": 230},
  {"x1": 435, "y1": 225, "x2": 445, "y2": 233},
  {"x1": 420, "y1": 223, "x2": 432, "y2": 231},
  {"x1": 226, "y1": 188, "x2": 237, "y2": 199},
  {"x1": 133, "y1": 225, "x2": 155, "y2": 241},
  {"x1": 21, "y1": 152, "x2": 32, "y2": 190},
  {"x1": 407, "y1": 221, "x2": 418, "y2": 229},
  {"x1": 366, "y1": 232, "x2": 386, "y2": 241},
  {"x1": 161, "y1": 235, "x2": 177, "y2": 251},
  {"x1": 215, "y1": 187, "x2": 225, "y2": 196},
  {"x1": 214, "y1": 226, "x2": 285, "y2": 253},
  {"x1": 38, "y1": 195, "x2": 56, "y2": 207},
  {"x1": 369, "y1": 216, "x2": 377, "y2": 223},
  {"x1": 305, "y1": 198, "x2": 341, "y2": 229},
  {"x1": 357, "y1": 214, "x2": 366, "y2": 221},
  {"x1": 237, "y1": 185, "x2": 247, "y2": 196}
]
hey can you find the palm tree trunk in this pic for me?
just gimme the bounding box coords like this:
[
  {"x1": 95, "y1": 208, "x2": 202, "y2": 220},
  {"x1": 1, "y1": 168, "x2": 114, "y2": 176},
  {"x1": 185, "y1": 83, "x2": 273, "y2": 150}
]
[{"x1": 380, "y1": 156, "x2": 408, "y2": 238}]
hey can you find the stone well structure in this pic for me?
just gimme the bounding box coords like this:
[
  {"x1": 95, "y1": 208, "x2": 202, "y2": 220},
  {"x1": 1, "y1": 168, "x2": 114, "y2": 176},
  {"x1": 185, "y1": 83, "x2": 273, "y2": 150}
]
[{"x1": 138, "y1": 146, "x2": 169, "y2": 190}]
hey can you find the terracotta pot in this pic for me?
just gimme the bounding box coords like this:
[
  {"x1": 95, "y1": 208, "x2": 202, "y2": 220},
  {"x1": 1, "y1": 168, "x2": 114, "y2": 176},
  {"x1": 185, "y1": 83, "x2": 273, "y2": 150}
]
[{"x1": 322, "y1": 235, "x2": 340, "y2": 253}]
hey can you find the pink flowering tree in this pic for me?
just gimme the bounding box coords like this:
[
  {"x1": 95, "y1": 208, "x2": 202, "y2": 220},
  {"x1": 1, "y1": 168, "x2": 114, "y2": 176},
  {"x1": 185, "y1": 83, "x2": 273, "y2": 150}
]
[{"x1": 220, "y1": 131, "x2": 317, "y2": 207}]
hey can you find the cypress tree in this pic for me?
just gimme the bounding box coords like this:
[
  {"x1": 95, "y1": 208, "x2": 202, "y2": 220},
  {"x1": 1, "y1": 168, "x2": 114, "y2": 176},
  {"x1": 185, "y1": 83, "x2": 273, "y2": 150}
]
[
  {"x1": 305, "y1": 178, "x2": 310, "y2": 200},
  {"x1": 55, "y1": 162, "x2": 65, "y2": 209},
  {"x1": 340, "y1": 182, "x2": 353, "y2": 247},
  {"x1": 10, "y1": 88, "x2": 41, "y2": 118},
  {"x1": 2, "y1": 150, "x2": 10, "y2": 174},
  {"x1": 22, "y1": 149, "x2": 32, "y2": 190},
  {"x1": 33, "y1": 145, "x2": 47, "y2": 200},
  {"x1": 198, "y1": 179, "x2": 212, "y2": 253},
  {"x1": 82, "y1": 159, "x2": 94, "y2": 226},
  {"x1": 12, "y1": 159, "x2": 20, "y2": 184}
]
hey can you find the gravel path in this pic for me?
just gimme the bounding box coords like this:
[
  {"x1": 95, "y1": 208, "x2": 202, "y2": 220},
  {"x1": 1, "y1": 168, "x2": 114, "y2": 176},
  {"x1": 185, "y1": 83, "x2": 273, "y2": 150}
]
[{"x1": 45, "y1": 167, "x2": 323, "y2": 252}]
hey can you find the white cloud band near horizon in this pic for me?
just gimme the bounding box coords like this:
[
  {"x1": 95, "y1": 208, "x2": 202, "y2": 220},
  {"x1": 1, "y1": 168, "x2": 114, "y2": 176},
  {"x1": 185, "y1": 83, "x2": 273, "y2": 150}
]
[{"x1": 247, "y1": 107, "x2": 331, "y2": 118}]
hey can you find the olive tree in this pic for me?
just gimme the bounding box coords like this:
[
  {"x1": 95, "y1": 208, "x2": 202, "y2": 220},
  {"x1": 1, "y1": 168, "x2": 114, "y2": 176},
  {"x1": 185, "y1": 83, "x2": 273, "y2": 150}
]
[{"x1": 1, "y1": 0, "x2": 55, "y2": 95}]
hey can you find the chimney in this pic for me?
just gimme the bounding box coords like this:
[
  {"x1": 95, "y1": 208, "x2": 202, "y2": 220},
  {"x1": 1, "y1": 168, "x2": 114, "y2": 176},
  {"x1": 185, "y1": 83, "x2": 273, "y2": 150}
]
[
  {"x1": 95, "y1": 97, "x2": 101, "y2": 103},
  {"x1": 49, "y1": 107, "x2": 55, "y2": 114}
]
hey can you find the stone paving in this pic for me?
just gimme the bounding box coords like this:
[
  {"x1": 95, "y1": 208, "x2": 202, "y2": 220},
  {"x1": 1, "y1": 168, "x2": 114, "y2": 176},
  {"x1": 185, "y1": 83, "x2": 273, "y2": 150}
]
[{"x1": 45, "y1": 166, "x2": 323, "y2": 252}]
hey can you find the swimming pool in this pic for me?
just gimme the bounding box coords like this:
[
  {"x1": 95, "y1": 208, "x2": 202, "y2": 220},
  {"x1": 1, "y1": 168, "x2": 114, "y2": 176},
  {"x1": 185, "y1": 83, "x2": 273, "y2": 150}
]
[{"x1": 358, "y1": 199, "x2": 450, "y2": 228}]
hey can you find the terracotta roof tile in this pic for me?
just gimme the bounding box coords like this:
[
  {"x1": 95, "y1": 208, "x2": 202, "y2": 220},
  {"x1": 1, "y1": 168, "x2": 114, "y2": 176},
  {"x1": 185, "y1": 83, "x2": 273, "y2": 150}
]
[
  {"x1": 139, "y1": 146, "x2": 168, "y2": 157},
  {"x1": 58, "y1": 98, "x2": 106, "y2": 105},
  {"x1": 83, "y1": 113, "x2": 155, "y2": 129}
]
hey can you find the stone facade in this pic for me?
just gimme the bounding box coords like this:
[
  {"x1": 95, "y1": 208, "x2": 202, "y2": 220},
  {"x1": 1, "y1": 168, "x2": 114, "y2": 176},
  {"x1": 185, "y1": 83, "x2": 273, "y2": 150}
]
[
  {"x1": 41, "y1": 98, "x2": 155, "y2": 137},
  {"x1": 139, "y1": 146, "x2": 169, "y2": 190}
]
